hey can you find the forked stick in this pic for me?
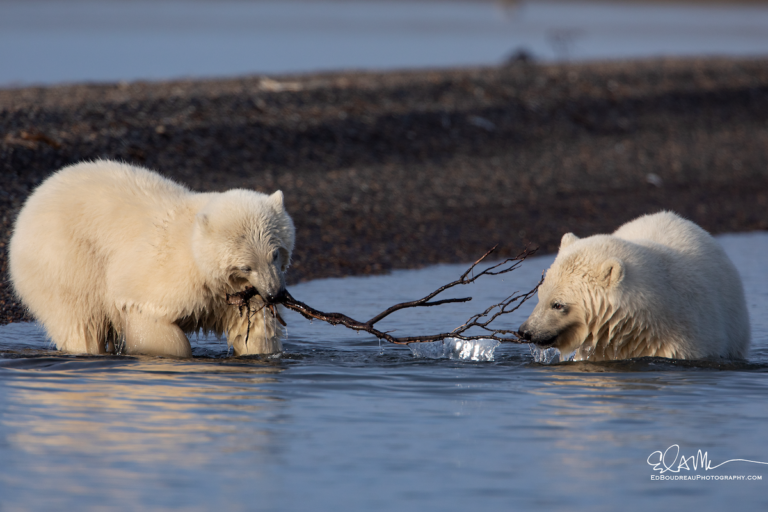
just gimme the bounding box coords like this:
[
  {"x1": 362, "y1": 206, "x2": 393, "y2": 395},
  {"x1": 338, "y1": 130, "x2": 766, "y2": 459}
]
[{"x1": 227, "y1": 246, "x2": 541, "y2": 345}]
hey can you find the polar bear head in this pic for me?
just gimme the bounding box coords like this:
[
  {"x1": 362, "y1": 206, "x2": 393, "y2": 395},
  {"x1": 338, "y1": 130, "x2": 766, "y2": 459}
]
[
  {"x1": 192, "y1": 189, "x2": 295, "y2": 303},
  {"x1": 518, "y1": 232, "x2": 657, "y2": 359}
]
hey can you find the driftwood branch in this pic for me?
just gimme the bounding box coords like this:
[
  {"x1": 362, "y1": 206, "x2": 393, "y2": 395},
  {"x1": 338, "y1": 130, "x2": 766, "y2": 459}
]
[{"x1": 227, "y1": 246, "x2": 540, "y2": 345}]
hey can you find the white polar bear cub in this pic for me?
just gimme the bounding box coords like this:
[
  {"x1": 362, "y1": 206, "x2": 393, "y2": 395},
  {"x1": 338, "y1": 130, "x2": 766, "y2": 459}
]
[
  {"x1": 519, "y1": 211, "x2": 750, "y2": 361},
  {"x1": 9, "y1": 160, "x2": 295, "y2": 358}
]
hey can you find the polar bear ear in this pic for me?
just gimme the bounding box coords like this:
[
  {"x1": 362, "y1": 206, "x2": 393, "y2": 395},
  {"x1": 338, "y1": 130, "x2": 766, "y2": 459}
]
[
  {"x1": 269, "y1": 190, "x2": 284, "y2": 210},
  {"x1": 560, "y1": 233, "x2": 579, "y2": 250},
  {"x1": 600, "y1": 257, "x2": 625, "y2": 287}
]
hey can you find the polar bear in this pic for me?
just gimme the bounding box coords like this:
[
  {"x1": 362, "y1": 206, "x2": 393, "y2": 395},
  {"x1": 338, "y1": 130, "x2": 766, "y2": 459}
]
[
  {"x1": 518, "y1": 211, "x2": 750, "y2": 361},
  {"x1": 9, "y1": 160, "x2": 295, "y2": 358}
]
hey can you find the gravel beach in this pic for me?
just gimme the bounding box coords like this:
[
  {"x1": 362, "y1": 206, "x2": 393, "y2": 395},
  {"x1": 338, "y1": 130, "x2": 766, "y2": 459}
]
[{"x1": 2, "y1": 57, "x2": 768, "y2": 324}]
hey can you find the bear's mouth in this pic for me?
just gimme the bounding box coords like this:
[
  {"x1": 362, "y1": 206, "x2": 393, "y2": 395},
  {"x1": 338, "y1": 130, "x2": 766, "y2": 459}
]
[
  {"x1": 226, "y1": 286, "x2": 287, "y2": 327},
  {"x1": 533, "y1": 336, "x2": 558, "y2": 348},
  {"x1": 524, "y1": 332, "x2": 558, "y2": 348},
  {"x1": 517, "y1": 329, "x2": 559, "y2": 347},
  {"x1": 226, "y1": 286, "x2": 261, "y2": 306}
]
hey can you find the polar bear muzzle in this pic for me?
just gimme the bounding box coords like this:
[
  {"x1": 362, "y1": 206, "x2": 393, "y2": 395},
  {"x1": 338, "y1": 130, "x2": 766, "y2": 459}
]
[
  {"x1": 518, "y1": 317, "x2": 570, "y2": 348},
  {"x1": 248, "y1": 272, "x2": 287, "y2": 304}
]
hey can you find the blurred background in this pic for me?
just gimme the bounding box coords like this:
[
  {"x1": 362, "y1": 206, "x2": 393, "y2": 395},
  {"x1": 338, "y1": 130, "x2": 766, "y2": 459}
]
[{"x1": 2, "y1": 0, "x2": 768, "y2": 86}]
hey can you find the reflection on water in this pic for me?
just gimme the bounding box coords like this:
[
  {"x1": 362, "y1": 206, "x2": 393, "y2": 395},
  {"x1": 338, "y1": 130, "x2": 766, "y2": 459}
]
[
  {"x1": 1, "y1": 232, "x2": 768, "y2": 510},
  {"x1": 3, "y1": 358, "x2": 281, "y2": 463}
]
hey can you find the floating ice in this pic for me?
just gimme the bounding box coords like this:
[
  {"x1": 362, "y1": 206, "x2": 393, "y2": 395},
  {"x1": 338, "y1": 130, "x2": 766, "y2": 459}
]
[{"x1": 408, "y1": 338, "x2": 500, "y2": 362}]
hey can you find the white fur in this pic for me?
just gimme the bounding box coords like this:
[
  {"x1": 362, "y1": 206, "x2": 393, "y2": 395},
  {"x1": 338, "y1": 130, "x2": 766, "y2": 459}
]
[
  {"x1": 519, "y1": 211, "x2": 750, "y2": 361},
  {"x1": 9, "y1": 160, "x2": 295, "y2": 357}
]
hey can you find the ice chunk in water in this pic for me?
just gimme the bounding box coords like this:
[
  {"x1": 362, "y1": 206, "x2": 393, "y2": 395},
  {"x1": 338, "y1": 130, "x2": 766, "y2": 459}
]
[{"x1": 409, "y1": 338, "x2": 500, "y2": 361}]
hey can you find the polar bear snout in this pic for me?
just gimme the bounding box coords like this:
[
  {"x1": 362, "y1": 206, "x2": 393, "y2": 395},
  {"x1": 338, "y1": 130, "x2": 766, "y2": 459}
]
[
  {"x1": 518, "y1": 321, "x2": 558, "y2": 347},
  {"x1": 246, "y1": 265, "x2": 287, "y2": 304},
  {"x1": 249, "y1": 281, "x2": 286, "y2": 304},
  {"x1": 263, "y1": 287, "x2": 287, "y2": 304}
]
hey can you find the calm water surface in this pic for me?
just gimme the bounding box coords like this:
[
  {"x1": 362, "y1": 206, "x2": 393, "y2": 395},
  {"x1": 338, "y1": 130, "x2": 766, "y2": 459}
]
[
  {"x1": 2, "y1": 0, "x2": 768, "y2": 86},
  {"x1": 1, "y1": 232, "x2": 767, "y2": 510}
]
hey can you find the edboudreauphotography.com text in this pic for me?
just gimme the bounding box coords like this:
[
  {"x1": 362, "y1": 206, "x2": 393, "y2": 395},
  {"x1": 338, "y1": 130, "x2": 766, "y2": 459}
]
[
  {"x1": 651, "y1": 474, "x2": 762, "y2": 481},
  {"x1": 648, "y1": 445, "x2": 768, "y2": 481}
]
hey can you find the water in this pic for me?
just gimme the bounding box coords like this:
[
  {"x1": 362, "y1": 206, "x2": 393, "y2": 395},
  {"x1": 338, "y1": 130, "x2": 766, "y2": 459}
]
[
  {"x1": 2, "y1": 0, "x2": 768, "y2": 86},
  {"x1": 409, "y1": 338, "x2": 501, "y2": 361},
  {"x1": 1, "y1": 232, "x2": 767, "y2": 510}
]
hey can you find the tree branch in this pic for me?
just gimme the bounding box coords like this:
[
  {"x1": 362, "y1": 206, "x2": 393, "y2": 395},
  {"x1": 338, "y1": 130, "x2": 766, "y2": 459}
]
[{"x1": 227, "y1": 246, "x2": 540, "y2": 346}]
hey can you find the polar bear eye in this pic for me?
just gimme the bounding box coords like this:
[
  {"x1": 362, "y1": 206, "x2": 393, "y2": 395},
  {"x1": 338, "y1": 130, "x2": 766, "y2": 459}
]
[
  {"x1": 551, "y1": 302, "x2": 566, "y2": 311},
  {"x1": 240, "y1": 266, "x2": 252, "y2": 273}
]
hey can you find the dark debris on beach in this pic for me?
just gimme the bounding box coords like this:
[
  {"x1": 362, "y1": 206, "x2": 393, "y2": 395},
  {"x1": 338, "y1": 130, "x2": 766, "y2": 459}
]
[{"x1": 2, "y1": 58, "x2": 768, "y2": 324}]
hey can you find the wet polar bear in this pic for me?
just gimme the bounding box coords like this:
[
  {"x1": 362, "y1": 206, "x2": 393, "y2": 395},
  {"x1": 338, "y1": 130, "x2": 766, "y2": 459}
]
[
  {"x1": 9, "y1": 160, "x2": 295, "y2": 357},
  {"x1": 519, "y1": 212, "x2": 750, "y2": 361}
]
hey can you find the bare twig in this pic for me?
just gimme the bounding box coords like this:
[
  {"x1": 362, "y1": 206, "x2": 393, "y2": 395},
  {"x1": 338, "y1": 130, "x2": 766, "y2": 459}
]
[{"x1": 227, "y1": 246, "x2": 540, "y2": 345}]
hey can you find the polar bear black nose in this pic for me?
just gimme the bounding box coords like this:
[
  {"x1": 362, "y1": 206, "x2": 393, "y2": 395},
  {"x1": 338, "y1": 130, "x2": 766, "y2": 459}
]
[
  {"x1": 518, "y1": 324, "x2": 532, "y2": 341},
  {"x1": 266, "y1": 288, "x2": 287, "y2": 303}
]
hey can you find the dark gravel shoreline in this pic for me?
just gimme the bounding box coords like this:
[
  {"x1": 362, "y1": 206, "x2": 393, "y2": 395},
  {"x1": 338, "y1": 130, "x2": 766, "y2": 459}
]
[{"x1": 2, "y1": 57, "x2": 768, "y2": 325}]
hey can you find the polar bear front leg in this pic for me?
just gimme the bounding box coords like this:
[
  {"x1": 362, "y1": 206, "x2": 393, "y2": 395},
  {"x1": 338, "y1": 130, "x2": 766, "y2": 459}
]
[
  {"x1": 226, "y1": 305, "x2": 283, "y2": 356},
  {"x1": 123, "y1": 312, "x2": 193, "y2": 358}
]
